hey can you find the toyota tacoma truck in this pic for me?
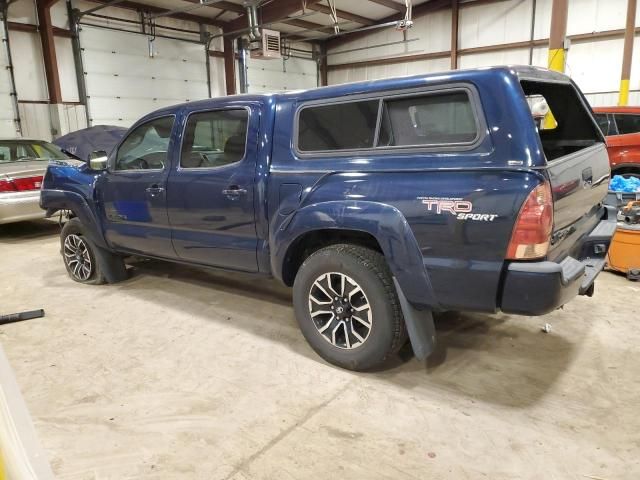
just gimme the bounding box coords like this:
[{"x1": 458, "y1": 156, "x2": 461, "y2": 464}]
[{"x1": 40, "y1": 66, "x2": 615, "y2": 371}]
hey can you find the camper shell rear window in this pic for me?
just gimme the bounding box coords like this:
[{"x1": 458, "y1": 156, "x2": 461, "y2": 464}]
[{"x1": 521, "y1": 80, "x2": 603, "y2": 161}]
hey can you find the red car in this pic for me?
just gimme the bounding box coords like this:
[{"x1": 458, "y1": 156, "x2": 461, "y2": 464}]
[{"x1": 593, "y1": 107, "x2": 640, "y2": 176}]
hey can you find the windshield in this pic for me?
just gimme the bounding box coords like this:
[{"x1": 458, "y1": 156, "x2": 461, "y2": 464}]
[{"x1": 0, "y1": 140, "x2": 70, "y2": 163}]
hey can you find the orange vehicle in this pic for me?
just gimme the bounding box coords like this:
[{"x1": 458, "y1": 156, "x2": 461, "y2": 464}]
[{"x1": 593, "y1": 106, "x2": 640, "y2": 176}]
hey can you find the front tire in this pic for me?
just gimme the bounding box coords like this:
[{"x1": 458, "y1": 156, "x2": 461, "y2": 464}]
[
  {"x1": 293, "y1": 244, "x2": 407, "y2": 371},
  {"x1": 60, "y1": 218, "x2": 126, "y2": 285}
]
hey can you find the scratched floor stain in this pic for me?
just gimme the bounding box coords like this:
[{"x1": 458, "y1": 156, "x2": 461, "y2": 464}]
[{"x1": 1, "y1": 220, "x2": 639, "y2": 480}]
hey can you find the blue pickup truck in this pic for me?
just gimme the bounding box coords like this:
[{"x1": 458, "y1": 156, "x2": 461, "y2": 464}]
[{"x1": 41, "y1": 66, "x2": 615, "y2": 371}]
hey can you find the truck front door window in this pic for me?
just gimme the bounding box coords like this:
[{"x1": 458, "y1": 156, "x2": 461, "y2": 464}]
[{"x1": 115, "y1": 116, "x2": 174, "y2": 171}]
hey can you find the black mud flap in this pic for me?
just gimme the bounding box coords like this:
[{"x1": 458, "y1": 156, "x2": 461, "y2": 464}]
[
  {"x1": 94, "y1": 244, "x2": 128, "y2": 284},
  {"x1": 393, "y1": 278, "x2": 436, "y2": 360}
]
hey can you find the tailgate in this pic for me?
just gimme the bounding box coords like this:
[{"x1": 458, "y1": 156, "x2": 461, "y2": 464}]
[{"x1": 520, "y1": 80, "x2": 610, "y2": 262}]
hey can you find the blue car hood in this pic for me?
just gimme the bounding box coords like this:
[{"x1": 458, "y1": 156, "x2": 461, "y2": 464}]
[{"x1": 54, "y1": 125, "x2": 127, "y2": 161}]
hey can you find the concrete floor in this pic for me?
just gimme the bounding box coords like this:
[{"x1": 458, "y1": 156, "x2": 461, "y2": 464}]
[{"x1": 1, "y1": 219, "x2": 639, "y2": 480}]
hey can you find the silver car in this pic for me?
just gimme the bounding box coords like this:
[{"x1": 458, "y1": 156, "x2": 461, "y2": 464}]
[{"x1": 0, "y1": 139, "x2": 71, "y2": 225}]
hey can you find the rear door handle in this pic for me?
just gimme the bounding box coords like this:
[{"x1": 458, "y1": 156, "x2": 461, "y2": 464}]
[
  {"x1": 222, "y1": 186, "x2": 248, "y2": 196},
  {"x1": 145, "y1": 185, "x2": 165, "y2": 195}
]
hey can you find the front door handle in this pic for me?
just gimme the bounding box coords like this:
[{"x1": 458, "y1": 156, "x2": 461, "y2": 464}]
[
  {"x1": 145, "y1": 185, "x2": 165, "y2": 195},
  {"x1": 222, "y1": 186, "x2": 248, "y2": 197}
]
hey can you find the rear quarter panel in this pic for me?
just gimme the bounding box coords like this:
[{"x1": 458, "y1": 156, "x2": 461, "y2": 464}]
[{"x1": 271, "y1": 170, "x2": 537, "y2": 312}]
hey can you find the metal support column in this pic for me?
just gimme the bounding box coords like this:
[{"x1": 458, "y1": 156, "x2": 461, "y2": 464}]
[
  {"x1": 545, "y1": 0, "x2": 568, "y2": 129},
  {"x1": 318, "y1": 42, "x2": 328, "y2": 86},
  {"x1": 547, "y1": 0, "x2": 568, "y2": 73},
  {"x1": 619, "y1": 0, "x2": 637, "y2": 106},
  {"x1": 237, "y1": 38, "x2": 248, "y2": 94},
  {"x1": 37, "y1": 0, "x2": 63, "y2": 104},
  {"x1": 201, "y1": 25, "x2": 212, "y2": 98},
  {"x1": 450, "y1": 0, "x2": 458, "y2": 70},
  {"x1": 223, "y1": 32, "x2": 236, "y2": 95},
  {"x1": 67, "y1": 1, "x2": 90, "y2": 126},
  {"x1": 528, "y1": 0, "x2": 537, "y2": 65}
]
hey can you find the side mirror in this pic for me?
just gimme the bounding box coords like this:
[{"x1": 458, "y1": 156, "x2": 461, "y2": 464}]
[{"x1": 88, "y1": 150, "x2": 108, "y2": 170}]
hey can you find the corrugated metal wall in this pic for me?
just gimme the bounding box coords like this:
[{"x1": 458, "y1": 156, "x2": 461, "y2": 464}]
[
  {"x1": 80, "y1": 26, "x2": 209, "y2": 126},
  {"x1": 327, "y1": 0, "x2": 640, "y2": 106},
  {"x1": 4, "y1": 0, "x2": 229, "y2": 140},
  {"x1": 246, "y1": 54, "x2": 318, "y2": 94}
]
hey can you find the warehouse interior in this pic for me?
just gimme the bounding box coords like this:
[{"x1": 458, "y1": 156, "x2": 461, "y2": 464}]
[
  {"x1": 1, "y1": 0, "x2": 639, "y2": 478},
  {"x1": 0, "y1": 0, "x2": 638, "y2": 141}
]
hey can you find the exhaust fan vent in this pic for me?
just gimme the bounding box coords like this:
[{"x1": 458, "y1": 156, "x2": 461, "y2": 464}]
[{"x1": 251, "y1": 29, "x2": 281, "y2": 59}]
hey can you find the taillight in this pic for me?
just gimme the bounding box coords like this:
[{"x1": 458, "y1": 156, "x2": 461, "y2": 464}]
[
  {"x1": 506, "y1": 181, "x2": 554, "y2": 260},
  {"x1": 0, "y1": 176, "x2": 43, "y2": 193},
  {"x1": 0, "y1": 179, "x2": 16, "y2": 192}
]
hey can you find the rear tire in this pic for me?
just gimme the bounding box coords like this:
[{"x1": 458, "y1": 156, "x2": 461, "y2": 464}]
[
  {"x1": 61, "y1": 218, "x2": 126, "y2": 285},
  {"x1": 292, "y1": 244, "x2": 407, "y2": 371}
]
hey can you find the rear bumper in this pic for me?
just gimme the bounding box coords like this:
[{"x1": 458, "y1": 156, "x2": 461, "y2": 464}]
[
  {"x1": 0, "y1": 191, "x2": 45, "y2": 225},
  {"x1": 500, "y1": 206, "x2": 617, "y2": 316}
]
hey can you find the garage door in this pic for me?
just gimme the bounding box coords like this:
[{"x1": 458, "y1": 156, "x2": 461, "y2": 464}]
[
  {"x1": 80, "y1": 26, "x2": 209, "y2": 127},
  {"x1": 0, "y1": 21, "x2": 17, "y2": 137},
  {"x1": 246, "y1": 56, "x2": 317, "y2": 94}
]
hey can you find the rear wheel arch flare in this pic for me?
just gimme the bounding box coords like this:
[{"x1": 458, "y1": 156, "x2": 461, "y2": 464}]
[{"x1": 282, "y1": 229, "x2": 384, "y2": 287}]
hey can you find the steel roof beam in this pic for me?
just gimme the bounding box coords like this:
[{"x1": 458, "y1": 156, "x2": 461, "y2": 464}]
[
  {"x1": 367, "y1": 0, "x2": 405, "y2": 12},
  {"x1": 82, "y1": 0, "x2": 227, "y2": 27}
]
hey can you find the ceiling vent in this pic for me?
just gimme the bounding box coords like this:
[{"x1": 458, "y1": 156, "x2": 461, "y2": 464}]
[{"x1": 250, "y1": 29, "x2": 281, "y2": 59}]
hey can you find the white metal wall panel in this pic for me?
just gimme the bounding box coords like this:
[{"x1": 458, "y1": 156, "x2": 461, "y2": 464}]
[
  {"x1": 17, "y1": 103, "x2": 87, "y2": 142},
  {"x1": 459, "y1": 0, "x2": 533, "y2": 49},
  {"x1": 18, "y1": 103, "x2": 51, "y2": 141},
  {"x1": 246, "y1": 56, "x2": 317, "y2": 93},
  {"x1": 6, "y1": 0, "x2": 37, "y2": 24},
  {"x1": 80, "y1": 25, "x2": 209, "y2": 126},
  {"x1": 54, "y1": 36, "x2": 80, "y2": 102},
  {"x1": 0, "y1": 21, "x2": 17, "y2": 137},
  {"x1": 566, "y1": 38, "x2": 624, "y2": 93},
  {"x1": 327, "y1": 9, "x2": 451, "y2": 65},
  {"x1": 327, "y1": 57, "x2": 450, "y2": 85},
  {"x1": 458, "y1": 48, "x2": 531, "y2": 70},
  {"x1": 9, "y1": 30, "x2": 48, "y2": 101},
  {"x1": 534, "y1": 0, "x2": 640, "y2": 39},
  {"x1": 57, "y1": 104, "x2": 88, "y2": 134},
  {"x1": 209, "y1": 56, "x2": 226, "y2": 97}
]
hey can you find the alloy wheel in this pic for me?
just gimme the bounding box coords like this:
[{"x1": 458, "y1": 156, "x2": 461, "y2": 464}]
[
  {"x1": 63, "y1": 234, "x2": 93, "y2": 281},
  {"x1": 308, "y1": 272, "x2": 372, "y2": 349}
]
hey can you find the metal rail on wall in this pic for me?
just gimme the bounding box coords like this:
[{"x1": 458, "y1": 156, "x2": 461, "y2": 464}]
[{"x1": 0, "y1": 1, "x2": 22, "y2": 135}]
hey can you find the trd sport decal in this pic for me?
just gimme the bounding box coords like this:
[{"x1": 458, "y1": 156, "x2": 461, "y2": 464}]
[{"x1": 418, "y1": 196, "x2": 498, "y2": 222}]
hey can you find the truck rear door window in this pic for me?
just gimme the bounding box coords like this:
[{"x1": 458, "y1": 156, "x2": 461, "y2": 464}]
[
  {"x1": 377, "y1": 91, "x2": 477, "y2": 147},
  {"x1": 181, "y1": 109, "x2": 248, "y2": 169},
  {"x1": 297, "y1": 100, "x2": 379, "y2": 152},
  {"x1": 613, "y1": 114, "x2": 640, "y2": 135}
]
